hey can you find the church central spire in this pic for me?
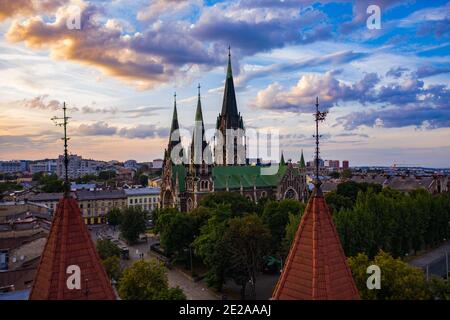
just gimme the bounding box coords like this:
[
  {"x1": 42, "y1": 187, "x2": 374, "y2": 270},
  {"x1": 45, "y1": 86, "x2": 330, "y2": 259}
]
[{"x1": 215, "y1": 47, "x2": 246, "y2": 165}]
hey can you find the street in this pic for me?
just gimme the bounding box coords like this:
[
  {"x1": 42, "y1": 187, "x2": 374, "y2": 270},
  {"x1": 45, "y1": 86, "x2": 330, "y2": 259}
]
[{"x1": 89, "y1": 225, "x2": 218, "y2": 300}]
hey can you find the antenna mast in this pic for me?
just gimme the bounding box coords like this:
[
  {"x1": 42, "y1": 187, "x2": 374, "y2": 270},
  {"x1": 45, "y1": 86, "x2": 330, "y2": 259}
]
[
  {"x1": 313, "y1": 97, "x2": 327, "y2": 187},
  {"x1": 51, "y1": 102, "x2": 71, "y2": 197}
]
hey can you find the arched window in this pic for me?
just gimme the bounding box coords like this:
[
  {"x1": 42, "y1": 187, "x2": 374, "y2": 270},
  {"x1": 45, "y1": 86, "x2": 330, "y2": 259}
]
[{"x1": 284, "y1": 188, "x2": 298, "y2": 200}]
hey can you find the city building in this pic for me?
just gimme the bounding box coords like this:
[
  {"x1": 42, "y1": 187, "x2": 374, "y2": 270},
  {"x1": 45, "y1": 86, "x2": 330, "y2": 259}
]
[
  {"x1": 148, "y1": 176, "x2": 162, "y2": 188},
  {"x1": 29, "y1": 160, "x2": 57, "y2": 175},
  {"x1": 0, "y1": 161, "x2": 24, "y2": 174},
  {"x1": 160, "y1": 51, "x2": 308, "y2": 211},
  {"x1": 124, "y1": 159, "x2": 138, "y2": 170},
  {"x1": 56, "y1": 154, "x2": 105, "y2": 179},
  {"x1": 125, "y1": 187, "x2": 160, "y2": 212},
  {"x1": 342, "y1": 160, "x2": 349, "y2": 169},
  {"x1": 152, "y1": 159, "x2": 163, "y2": 170},
  {"x1": 0, "y1": 202, "x2": 51, "y2": 294},
  {"x1": 76, "y1": 190, "x2": 127, "y2": 224},
  {"x1": 26, "y1": 193, "x2": 64, "y2": 214}
]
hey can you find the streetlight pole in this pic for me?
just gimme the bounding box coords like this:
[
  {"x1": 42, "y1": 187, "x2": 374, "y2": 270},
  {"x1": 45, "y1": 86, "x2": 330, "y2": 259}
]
[{"x1": 189, "y1": 244, "x2": 193, "y2": 275}]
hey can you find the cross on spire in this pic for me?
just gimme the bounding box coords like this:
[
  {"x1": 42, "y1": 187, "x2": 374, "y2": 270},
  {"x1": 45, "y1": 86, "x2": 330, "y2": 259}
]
[
  {"x1": 313, "y1": 97, "x2": 327, "y2": 187},
  {"x1": 51, "y1": 102, "x2": 71, "y2": 197},
  {"x1": 198, "y1": 83, "x2": 201, "y2": 97}
]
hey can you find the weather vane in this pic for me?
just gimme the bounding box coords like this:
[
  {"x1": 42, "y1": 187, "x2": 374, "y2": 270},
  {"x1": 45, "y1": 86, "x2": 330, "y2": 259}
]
[
  {"x1": 313, "y1": 96, "x2": 327, "y2": 186},
  {"x1": 51, "y1": 102, "x2": 71, "y2": 197}
]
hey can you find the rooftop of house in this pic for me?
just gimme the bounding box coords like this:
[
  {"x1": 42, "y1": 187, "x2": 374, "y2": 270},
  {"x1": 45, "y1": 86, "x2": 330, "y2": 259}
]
[
  {"x1": 124, "y1": 187, "x2": 161, "y2": 196},
  {"x1": 75, "y1": 189, "x2": 126, "y2": 201}
]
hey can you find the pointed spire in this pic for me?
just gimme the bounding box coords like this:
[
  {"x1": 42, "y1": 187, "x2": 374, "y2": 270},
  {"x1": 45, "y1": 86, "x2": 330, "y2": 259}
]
[
  {"x1": 220, "y1": 46, "x2": 239, "y2": 123},
  {"x1": 280, "y1": 152, "x2": 286, "y2": 166},
  {"x1": 226, "y1": 45, "x2": 232, "y2": 79},
  {"x1": 169, "y1": 92, "x2": 181, "y2": 152},
  {"x1": 30, "y1": 198, "x2": 116, "y2": 300},
  {"x1": 272, "y1": 189, "x2": 360, "y2": 300},
  {"x1": 192, "y1": 84, "x2": 207, "y2": 165},
  {"x1": 195, "y1": 84, "x2": 203, "y2": 122},
  {"x1": 300, "y1": 149, "x2": 306, "y2": 168}
]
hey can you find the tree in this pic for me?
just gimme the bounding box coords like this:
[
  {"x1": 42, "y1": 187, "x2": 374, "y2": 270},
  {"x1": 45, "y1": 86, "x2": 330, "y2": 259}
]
[
  {"x1": 102, "y1": 256, "x2": 122, "y2": 281},
  {"x1": 158, "y1": 211, "x2": 195, "y2": 261},
  {"x1": 340, "y1": 168, "x2": 352, "y2": 179},
  {"x1": 329, "y1": 171, "x2": 340, "y2": 179},
  {"x1": 281, "y1": 213, "x2": 302, "y2": 256},
  {"x1": 75, "y1": 173, "x2": 97, "y2": 183},
  {"x1": 223, "y1": 214, "x2": 271, "y2": 299},
  {"x1": 96, "y1": 239, "x2": 121, "y2": 260},
  {"x1": 39, "y1": 174, "x2": 64, "y2": 193},
  {"x1": 98, "y1": 170, "x2": 116, "y2": 181},
  {"x1": 139, "y1": 174, "x2": 149, "y2": 186},
  {"x1": 106, "y1": 208, "x2": 122, "y2": 227},
  {"x1": 193, "y1": 204, "x2": 233, "y2": 291},
  {"x1": 118, "y1": 260, "x2": 186, "y2": 300},
  {"x1": 325, "y1": 191, "x2": 353, "y2": 213},
  {"x1": 348, "y1": 251, "x2": 430, "y2": 300},
  {"x1": 119, "y1": 207, "x2": 147, "y2": 244},
  {"x1": 199, "y1": 192, "x2": 256, "y2": 217},
  {"x1": 261, "y1": 199, "x2": 304, "y2": 253}
]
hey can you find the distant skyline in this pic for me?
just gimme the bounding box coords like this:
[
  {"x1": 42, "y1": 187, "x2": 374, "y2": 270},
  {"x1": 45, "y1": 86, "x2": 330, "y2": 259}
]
[{"x1": 0, "y1": 1, "x2": 449, "y2": 167}]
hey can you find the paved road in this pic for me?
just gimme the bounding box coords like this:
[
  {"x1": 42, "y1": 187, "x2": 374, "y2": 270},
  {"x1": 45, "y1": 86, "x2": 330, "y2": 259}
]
[
  {"x1": 89, "y1": 225, "x2": 218, "y2": 300},
  {"x1": 409, "y1": 241, "x2": 450, "y2": 278}
]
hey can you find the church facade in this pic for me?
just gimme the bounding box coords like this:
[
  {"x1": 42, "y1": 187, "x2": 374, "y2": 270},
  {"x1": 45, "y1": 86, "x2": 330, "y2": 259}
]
[{"x1": 160, "y1": 51, "x2": 308, "y2": 212}]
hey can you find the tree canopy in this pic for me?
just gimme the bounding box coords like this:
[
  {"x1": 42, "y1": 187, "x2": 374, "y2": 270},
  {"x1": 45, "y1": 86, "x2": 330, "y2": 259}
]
[
  {"x1": 118, "y1": 260, "x2": 186, "y2": 300},
  {"x1": 119, "y1": 206, "x2": 147, "y2": 244}
]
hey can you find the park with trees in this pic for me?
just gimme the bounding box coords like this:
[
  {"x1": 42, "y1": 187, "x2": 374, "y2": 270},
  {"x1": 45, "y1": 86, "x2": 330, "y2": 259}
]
[{"x1": 152, "y1": 182, "x2": 450, "y2": 300}]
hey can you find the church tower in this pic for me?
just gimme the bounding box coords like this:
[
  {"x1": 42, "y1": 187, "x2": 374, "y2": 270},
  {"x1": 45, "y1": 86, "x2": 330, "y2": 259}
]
[{"x1": 215, "y1": 47, "x2": 246, "y2": 165}]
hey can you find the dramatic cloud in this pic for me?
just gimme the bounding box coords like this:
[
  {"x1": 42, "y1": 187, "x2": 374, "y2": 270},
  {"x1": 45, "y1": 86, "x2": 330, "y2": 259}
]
[
  {"x1": 122, "y1": 106, "x2": 166, "y2": 118},
  {"x1": 21, "y1": 95, "x2": 61, "y2": 110},
  {"x1": 386, "y1": 67, "x2": 409, "y2": 79},
  {"x1": 118, "y1": 124, "x2": 169, "y2": 139},
  {"x1": 75, "y1": 121, "x2": 168, "y2": 139},
  {"x1": 414, "y1": 65, "x2": 450, "y2": 78},
  {"x1": 236, "y1": 50, "x2": 369, "y2": 87},
  {"x1": 193, "y1": 2, "x2": 332, "y2": 55},
  {"x1": 0, "y1": 0, "x2": 67, "y2": 21},
  {"x1": 250, "y1": 70, "x2": 380, "y2": 112},
  {"x1": 77, "y1": 121, "x2": 117, "y2": 136},
  {"x1": 337, "y1": 105, "x2": 450, "y2": 130},
  {"x1": 18, "y1": 96, "x2": 117, "y2": 114},
  {"x1": 253, "y1": 69, "x2": 449, "y2": 130}
]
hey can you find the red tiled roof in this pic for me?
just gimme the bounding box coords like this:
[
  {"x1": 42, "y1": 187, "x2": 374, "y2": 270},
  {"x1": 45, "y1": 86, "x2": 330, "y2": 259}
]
[
  {"x1": 272, "y1": 187, "x2": 360, "y2": 300},
  {"x1": 29, "y1": 197, "x2": 116, "y2": 300}
]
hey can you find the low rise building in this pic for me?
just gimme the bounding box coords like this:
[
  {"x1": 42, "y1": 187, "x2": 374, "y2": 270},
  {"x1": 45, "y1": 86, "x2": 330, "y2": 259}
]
[
  {"x1": 125, "y1": 187, "x2": 160, "y2": 212},
  {"x1": 76, "y1": 189, "x2": 127, "y2": 224},
  {"x1": 25, "y1": 193, "x2": 63, "y2": 214}
]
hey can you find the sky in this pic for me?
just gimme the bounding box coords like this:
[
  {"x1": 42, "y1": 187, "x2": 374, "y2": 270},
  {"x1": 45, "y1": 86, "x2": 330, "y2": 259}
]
[{"x1": 0, "y1": 0, "x2": 449, "y2": 167}]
